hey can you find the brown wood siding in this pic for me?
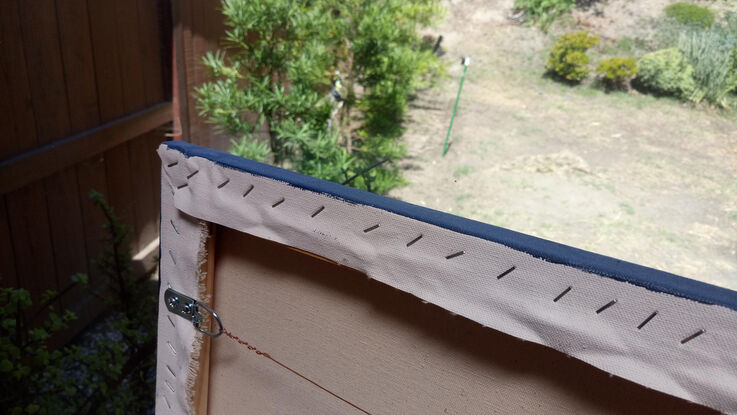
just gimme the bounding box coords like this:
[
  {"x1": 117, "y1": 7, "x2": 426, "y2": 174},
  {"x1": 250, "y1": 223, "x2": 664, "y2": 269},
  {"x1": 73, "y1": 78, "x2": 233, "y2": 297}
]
[
  {"x1": 174, "y1": 0, "x2": 229, "y2": 151},
  {"x1": 0, "y1": 0, "x2": 172, "y2": 338}
]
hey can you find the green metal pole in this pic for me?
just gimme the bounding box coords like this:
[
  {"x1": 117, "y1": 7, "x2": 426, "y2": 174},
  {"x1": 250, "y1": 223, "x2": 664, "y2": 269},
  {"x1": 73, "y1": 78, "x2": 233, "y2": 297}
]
[{"x1": 443, "y1": 57, "x2": 470, "y2": 157}]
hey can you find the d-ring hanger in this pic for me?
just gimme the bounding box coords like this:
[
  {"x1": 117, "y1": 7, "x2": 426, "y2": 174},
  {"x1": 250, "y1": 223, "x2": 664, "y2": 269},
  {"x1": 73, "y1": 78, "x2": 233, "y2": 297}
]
[{"x1": 165, "y1": 288, "x2": 224, "y2": 338}]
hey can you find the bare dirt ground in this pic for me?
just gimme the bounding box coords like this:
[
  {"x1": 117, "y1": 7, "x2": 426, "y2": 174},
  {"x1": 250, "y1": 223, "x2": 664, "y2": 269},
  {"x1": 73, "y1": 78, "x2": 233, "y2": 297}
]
[{"x1": 389, "y1": 0, "x2": 737, "y2": 289}]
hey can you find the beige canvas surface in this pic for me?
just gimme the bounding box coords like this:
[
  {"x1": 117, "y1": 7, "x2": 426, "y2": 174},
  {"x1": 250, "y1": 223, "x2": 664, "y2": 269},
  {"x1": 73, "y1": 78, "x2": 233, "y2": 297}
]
[
  {"x1": 157, "y1": 145, "x2": 737, "y2": 414},
  {"x1": 206, "y1": 227, "x2": 714, "y2": 415}
]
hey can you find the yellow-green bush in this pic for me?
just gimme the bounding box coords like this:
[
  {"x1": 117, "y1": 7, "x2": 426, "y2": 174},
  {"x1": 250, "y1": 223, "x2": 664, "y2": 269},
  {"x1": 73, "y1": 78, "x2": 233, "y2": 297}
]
[
  {"x1": 665, "y1": 3, "x2": 715, "y2": 28},
  {"x1": 636, "y1": 48, "x2": 696, "y2": 99},
  {"x1": 546, "y1": 31, "x2": 601, "y2": 82},
  {"x1": 597, "y1": 57, "x2": 638, "y2": 89}
]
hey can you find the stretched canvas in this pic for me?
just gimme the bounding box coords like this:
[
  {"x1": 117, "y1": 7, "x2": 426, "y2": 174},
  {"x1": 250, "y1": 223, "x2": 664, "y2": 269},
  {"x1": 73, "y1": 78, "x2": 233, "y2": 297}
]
[{"x1": 155, "y1": 141, "x2": 737, "y2": 414}]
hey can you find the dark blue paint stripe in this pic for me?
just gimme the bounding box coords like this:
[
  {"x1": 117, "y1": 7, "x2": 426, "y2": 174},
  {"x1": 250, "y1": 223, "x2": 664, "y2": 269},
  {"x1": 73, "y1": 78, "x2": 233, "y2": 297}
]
[{"x1": 163, "y1": 141, "x2": 737, "y2": 312}]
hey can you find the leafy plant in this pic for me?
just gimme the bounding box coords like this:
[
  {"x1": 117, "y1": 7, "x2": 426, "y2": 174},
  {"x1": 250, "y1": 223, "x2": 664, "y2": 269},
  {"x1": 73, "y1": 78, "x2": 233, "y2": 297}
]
[
  {"x1": 636, "y1": 48, "x2": 696, "y2": 99},
  {"x1": 196, "y1": 0, "x2": 444, "y2": 194},
  {"x1": 1, "y1": 275, "x2": 84, "y2": 415},
  {"x1": 546, "y1": 31, "x2": 601, "y2": 82},
  {"x1": 229, "y1": 136, "x2": 272, "y2": 163},
  {"x1": 597, "y1": 57, "x2": 638, "y2": 90},
  {"x1": 513, "y1": 0, "x2": 576, "y2": 30},
  {"x1": 677, "y1": 26, "x2": 737, "y2": 106},
  {"x1": 664, "y1": 2, "x2": 715, "y2": 28},
  {"x1": 0, "y1": 191, "x2": 156, "y2": 414}
]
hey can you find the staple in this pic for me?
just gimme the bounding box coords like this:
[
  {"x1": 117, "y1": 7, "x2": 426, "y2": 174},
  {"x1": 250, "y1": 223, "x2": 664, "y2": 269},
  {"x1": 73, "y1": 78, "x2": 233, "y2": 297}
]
[
  {"x1": 242, "y1": 184, "x2": 254, "y2": 197},
  {"x1": 553, "y1": 286, "x2": 572, "y2": 302},
  {"x1": 167, "y1": 161, "x2": 178, "y2": 167},
  {"x1": 186, "y1": 170, "x2": 199, "y2": 179},
  {"x1": 596, "y1": 300, "x2": 617, "y2": 314},
  {"x1": 168, "y1": 249, "x2": 177, "y2": 265},
  {"x1": 170, "y1": 219, "x2": 179, "y2": 234},
  {"x1": 272, "y1": 197, "x2": 285, "y2": 208},
  {"x1": 167, "y1": 341, "x2": 177, "y2": 356},
  {"x1": 637, "y1": 311, "x2": 658, "y2": 330},
  {"x1": 311, "y1": 206, "x2": 325, "y2": 218},
  {"x1": 681, "y1": 329, "x2": 705, "y2": 344},
  {"x1": 217, "y1": 178, "x2": 230, "y2": 189},
  {"x1": 167, "y1": 315, "x2": 175, "y2": 328},
  {"x1": 166, "y1": 365, "x2": 176, "y2": 377},
  {"x1": 363, "y1": 224, "x2": 380, "y2": 233},
  {"x1": 176, "y1": 183, "x2": 188, "y2": 189},
  {"x1": 164, "y1": 396, "x2": 171, "y2": 410},
  {"x1": 165, "y1": 380, "x2": 175, "y2": 393},
  {"x1": 406, "y1": 234, "x2": 423, "y2": 247},
  {"x1": 445, "y1": 250, "x2": 464, "y2": 260},
  {"x1": 496, "y1": 266, "x2": 516, "y2": 280}
]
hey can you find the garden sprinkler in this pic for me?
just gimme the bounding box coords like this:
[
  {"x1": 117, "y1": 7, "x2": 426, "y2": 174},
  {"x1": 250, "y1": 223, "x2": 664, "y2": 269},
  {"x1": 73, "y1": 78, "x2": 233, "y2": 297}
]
[{"x1": 442, "y1": 56, "x2": 470, "y2": 157}]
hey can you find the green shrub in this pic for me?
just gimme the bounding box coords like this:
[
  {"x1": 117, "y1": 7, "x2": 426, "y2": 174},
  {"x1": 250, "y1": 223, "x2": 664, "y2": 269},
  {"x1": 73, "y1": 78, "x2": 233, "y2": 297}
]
[
  {"x1": 196, "y1": 0, "x2": 444, "y2": 195},
  {"x1": 636, "y1": 48, "x2": 696, "y2": 99},
  {"x1": 678, "y1": 27, "x2": 737, "y2": 105},
  {"x1": 546, "y1": 31, "x2": 601, "y2": 82},
  {"x1": 1, "y1": 192, "x2": 156, "y2": 414},
  {"x1": 597, "y1": 57, "x2": 638, "y2": 89},
  {"x1": 664, "y1": 2, "x2": 715, "y2": 28},
  {"x1": 513, "y1": 0, "x2": 576, "y2": 30}
]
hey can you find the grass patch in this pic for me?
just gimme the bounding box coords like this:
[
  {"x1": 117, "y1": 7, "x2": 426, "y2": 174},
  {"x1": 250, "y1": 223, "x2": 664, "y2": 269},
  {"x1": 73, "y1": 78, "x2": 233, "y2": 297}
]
[
  {"x1": 453, "y1": 164, "x2": 475, "y2": 178},
  {"x1": 619, "y1": 202, "x2": 635, "y2": 215},
  {"x1": 456, "y1": 193, "x2": 472, "y2": 202},
  {"x1": 664, "y1": 3, "x2": 715, "y2": 29}
]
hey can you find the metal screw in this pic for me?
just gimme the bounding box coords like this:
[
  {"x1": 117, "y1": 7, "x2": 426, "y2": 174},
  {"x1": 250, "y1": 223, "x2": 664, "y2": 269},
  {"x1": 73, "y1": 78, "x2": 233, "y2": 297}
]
[
  {"x1": 167, "y1": 296, "x2": 179, "y2": 309},
  {"x1": 183, "y1": 302, "x2": 193, "y2": 315}
]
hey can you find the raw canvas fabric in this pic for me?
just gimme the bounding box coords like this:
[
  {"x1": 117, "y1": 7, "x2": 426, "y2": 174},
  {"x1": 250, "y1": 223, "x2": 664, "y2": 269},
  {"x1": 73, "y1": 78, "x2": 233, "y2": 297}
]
[{"x1": 156, "y1": 141, "x2": 737, "y2": 414}]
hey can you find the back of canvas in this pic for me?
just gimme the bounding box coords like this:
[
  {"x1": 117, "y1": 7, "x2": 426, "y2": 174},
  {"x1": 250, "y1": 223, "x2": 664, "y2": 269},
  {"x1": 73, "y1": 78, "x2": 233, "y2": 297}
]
[{"x1": 205, "y1": 227, "x2": 711, "y2": 414}]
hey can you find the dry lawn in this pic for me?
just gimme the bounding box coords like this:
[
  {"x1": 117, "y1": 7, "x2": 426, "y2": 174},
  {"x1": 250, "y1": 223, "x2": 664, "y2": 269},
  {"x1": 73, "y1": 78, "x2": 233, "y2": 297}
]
[{"x1": 389, "y1": 0, "x2": 737, "y2": 289}]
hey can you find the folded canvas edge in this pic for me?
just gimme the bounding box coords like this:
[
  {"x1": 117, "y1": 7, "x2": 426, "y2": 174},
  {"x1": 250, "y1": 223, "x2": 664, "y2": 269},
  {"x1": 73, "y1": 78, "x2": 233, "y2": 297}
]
[
  {"x1": 162, "y1": 141, "x2": 737, "y2": 312},
  {"x1": 156, "y1": 141, "x2": 737, "y2": 414},
  {"x1": 155, "y1": 159, "x2": 213, "y2": 414}
]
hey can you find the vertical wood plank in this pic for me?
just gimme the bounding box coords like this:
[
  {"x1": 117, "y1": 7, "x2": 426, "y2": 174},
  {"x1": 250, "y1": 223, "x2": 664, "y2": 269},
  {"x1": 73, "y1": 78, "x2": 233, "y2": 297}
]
[
  {"x1": 128, "y1": 135, "x2": 157, "y2": 250},
  {"x1": 0, "y1": 198, "x2": 18, "y2": 287},
  {"x1": 17, "y1": 0, "x2": 71, "y2": 145},
  {"x1": 171, "y1": 0, "x2": 191, "y2": 140},
  {"x1": 157, "y1": 0, "x2": 174, "y2": 100},
  {"x1": 44, "y1": 168, "x2": 89, "y2": 303},
  {"x1": 55, "y1": 0, "x2": 100, "y2": 132},
  {"x1": 0, "y1": 0, "x2": 38, "y2": 159},
  {"x1": 104, "y1": 143, "x2": 139, "y2": 253},
  {"x1": 115, "y1": 0, "x2": 147, "y2": 113},
  {"x1": 6, "y1": 183, "x2": 58, "y2": 309},
  {"x1": 187, "y1": 0, "x2": 208, "y2": 147},
  {"x1": 87, "y1": 0, "x2": 125, "y2": 122},
  {"x1": 186, "y1": 0, "x2": 229, "y2": 150},
  {"x1": 114, "y1": 0, "x2": 148, "y2": 252},
  {"x1": 75, "y1": 155, "x2": 111, "y2": 309},
  {"x1": 181, "y1": 0, "x2": 197, "y2": 142},
  {"x1": 138, "y1": 0, "x2": 166, "y2": 105},
  {"x1": 88, "y1": 0, "x2": 140, "y2": 252}
]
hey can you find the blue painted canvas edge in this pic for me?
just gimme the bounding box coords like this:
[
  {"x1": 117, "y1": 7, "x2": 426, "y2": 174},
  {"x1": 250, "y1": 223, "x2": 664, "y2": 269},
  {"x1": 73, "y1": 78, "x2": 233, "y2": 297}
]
[{"x1": 164, "y1": 141, "x2": 737, "y2": 312}]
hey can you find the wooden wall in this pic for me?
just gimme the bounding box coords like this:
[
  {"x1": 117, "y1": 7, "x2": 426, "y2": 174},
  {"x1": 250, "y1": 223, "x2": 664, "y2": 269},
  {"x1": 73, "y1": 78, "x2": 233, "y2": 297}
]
[
  {"x1": 0, "y1": 0, "x2": 172, "y2": 331},
  {"x1": 173, "y1": 0, "x2": 231, "y2": 151}
]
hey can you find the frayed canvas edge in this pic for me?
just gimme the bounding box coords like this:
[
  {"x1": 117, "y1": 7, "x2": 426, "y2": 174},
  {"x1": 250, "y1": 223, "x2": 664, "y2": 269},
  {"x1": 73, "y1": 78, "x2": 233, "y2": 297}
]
[{"x1": 184, "y1": 221, "x2": 213, "y2": 414}]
